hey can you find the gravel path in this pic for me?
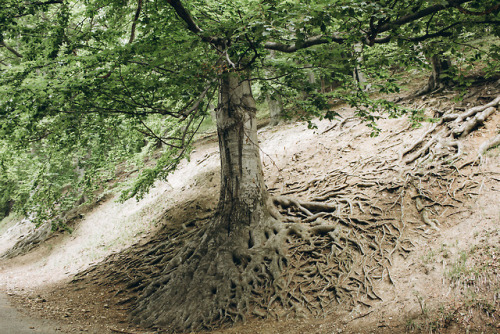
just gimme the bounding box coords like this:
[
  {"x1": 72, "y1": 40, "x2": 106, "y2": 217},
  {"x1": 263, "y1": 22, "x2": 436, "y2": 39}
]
[{"x1": 0, "y1": 293, "x2": 62, "y2": 334}]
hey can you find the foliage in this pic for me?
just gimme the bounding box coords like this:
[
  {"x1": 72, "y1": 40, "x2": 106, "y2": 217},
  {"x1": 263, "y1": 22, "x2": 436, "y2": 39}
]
[{"x1": 0, "y1": 0, "x2": 499, "y2": 225}]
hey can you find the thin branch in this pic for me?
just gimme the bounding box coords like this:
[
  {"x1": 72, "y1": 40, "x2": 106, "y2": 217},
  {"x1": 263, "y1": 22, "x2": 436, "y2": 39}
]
[
  {"x1": 248, "y1": 66, "x2": 320, "y2": 82},
  {"x1": 136, "y1": 119, "x2": 183, "y2": 149},
  {"x1": 29, "y1": 0, "x2": 63, "y2": 5},
  {"x1": 264, "y1": 34, "x2": 345, "y2": 53},
  {"x1": 0, "y1": 41, "x2": 23, "y2": 58},
  {"x1": 126, "y1": 60, "x2": 178, "y2": 74},
  {"x1": 117, "y1": 66, "x2": 146, "y2": 108},
  {"x1": 374, "y1": 18, "x2": 499, "y2": 44},
  {"x1": 178, "y1": 83, "x2": 215, "y2": 119},
  {"x1": 69, "y1": 99, "x2": 179, "y2": 117},
  {"x1": 129, "y1": 0, "x2": 143, "y2": 44},
  {"x1": 26, "y1": 131, "x2": 53, "y2": 143},
  {"x1": 451, "y1": 41, "x2": 482, "y2": 51},
  {"x1": 375, "y1": 22, "x2": 460, "y2": 44},
  {"x1": 403, "y1": 30, "x2": 454, "y2": 42},
  {"x1": 376, "y1": 0, "x2": 470, "y2": 33},
  {"x1": 236, "y1": 31, "x2": 260, "y2": 70},
  {"x1": 425, "y1": 12, "x2": 437, "y2": 36},
  {"x1": 474, "y1": 20, "x2": 500, "y2": 25},
  {"x1": 224, "y1": 50, "x2": 236, "y2": 68},
  {"x1": 456, "y1": 3, "x2": 500, "y2": 16}
]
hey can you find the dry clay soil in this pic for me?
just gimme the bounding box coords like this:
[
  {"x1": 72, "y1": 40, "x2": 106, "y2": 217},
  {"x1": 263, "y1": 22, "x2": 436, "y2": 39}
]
[{"x1": 0, "y1": 84, "x2": 499, "y2": 334}]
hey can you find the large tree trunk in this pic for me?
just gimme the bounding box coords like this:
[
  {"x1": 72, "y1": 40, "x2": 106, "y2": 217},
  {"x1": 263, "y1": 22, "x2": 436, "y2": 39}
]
[{"x1": 130, "y1": 72, "x2": 285, "y2": 332}]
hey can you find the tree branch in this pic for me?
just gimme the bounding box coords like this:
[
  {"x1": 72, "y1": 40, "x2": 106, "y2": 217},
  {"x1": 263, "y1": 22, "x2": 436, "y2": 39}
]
[
  {"x1": 29, "y1": 0, "x2": 63, "y2": 5},
  {"x1": 0, "y1": 41, "x2": 23, "y2": 58},
  {"x1": 129, "y1": 0, "x2": 143, "y2": 44},
  {"x1": 166, "y1": 0, "x2": 223, "y2": 46},
  {"x1": 166, "y1": 0, "x2": 202, "y2": 34},
  {"x1": 178, "y1": 83, "x2": 215, "y2": 119},
  {"x1": 456, "y1": 3, "x2": 500, "y2": 16},
  {"x1": 265, "y1": 0, "x2": 473, "y2": 52},
  {"x1": 376, "y1": 0, "x2": 470, "y2": 33},
  {"x1": 264, "y1": 34, "x2": 345, "y2": 53},
  {"x1": 374, "y1": 22, "x2": 461, "y2": 44}
]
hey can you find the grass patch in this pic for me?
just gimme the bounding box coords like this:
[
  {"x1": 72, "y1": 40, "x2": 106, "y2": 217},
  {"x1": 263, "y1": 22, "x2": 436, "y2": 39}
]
[
  {"x1": 446, "y1": 250, "x2": 469, "y2": 281},
  {"x1": 421, "y1": 249, "x2": 436, "y2": 264}
]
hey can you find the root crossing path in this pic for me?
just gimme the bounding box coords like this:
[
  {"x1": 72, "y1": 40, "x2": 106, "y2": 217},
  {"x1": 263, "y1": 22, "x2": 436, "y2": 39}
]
[{"x1": 0, "y1": 293, "x2": 61, "y2": 334}]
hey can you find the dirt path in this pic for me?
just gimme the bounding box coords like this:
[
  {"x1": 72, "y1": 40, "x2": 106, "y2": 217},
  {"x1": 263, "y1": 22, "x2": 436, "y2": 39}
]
[{"x1": 0, "y1": 293, "x2": 64, "y2": 334}]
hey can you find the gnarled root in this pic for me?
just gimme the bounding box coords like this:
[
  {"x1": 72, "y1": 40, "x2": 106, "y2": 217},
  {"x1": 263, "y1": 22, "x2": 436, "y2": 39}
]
[
  {"x1": 415, "y1": 197, "x2": 439, "y2": 231},
  {"x1": 401, "y1": 95, "x2": 500, "y2": 166},
  {"x1": 1, "y1": 221, "x2": 53, "y2": 259},
  {"x1": 69, "y1": 101, "x2": 488, "y2": 332},
  {"x1": 130, "y1": 211, "x2": 287, "y2": 332},
  {"x1": 273, "y1": 196, "x2": 336, "y2": 218}
]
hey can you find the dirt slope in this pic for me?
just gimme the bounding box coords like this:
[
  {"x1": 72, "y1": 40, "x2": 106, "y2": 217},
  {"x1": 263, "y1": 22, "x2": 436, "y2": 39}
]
[{"x1": 0, "y1": 81, "x2": 499, "y2": 334}]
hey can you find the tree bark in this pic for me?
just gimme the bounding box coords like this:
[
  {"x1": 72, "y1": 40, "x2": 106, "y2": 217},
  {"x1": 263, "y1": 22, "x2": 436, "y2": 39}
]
[
  {"x1": 353, "y1": 43, "x2": 367, "y2": 87},
  {"x1": 130, "y1": 72, "x2": 285, "y2": 332},
  {"x1": 265, "y1": 51, "x2": 284, "y2": 126},
  {"x1": 216, "y1": 72, "x2": 267, "y2": 214},
  {"x1": 266, "y1": 94, "x2": 283, "y2": 126},
  {"x1": 427, "y1": 54, "x2": 452, "y2": 90},
  {"x1": 415, "y1": 54, "x2": 452, "y2": 96}
]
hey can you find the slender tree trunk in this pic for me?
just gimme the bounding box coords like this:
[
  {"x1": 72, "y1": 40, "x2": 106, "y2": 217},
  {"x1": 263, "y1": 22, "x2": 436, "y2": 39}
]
[
  {"x1": 428, "y1": 54, "x2": 452, "y2": 90},
  {"x1": 131, "y1": 72, "x2": 285, "y2": 332},
  {"x1": 266, "y1": 94, "x2": 283, "y2": 126},
  {"x1": 265, "y1": 50, "x2": 284, "y2": 126},
  {"x1": 353, "y1": 43, "x2": 368, "y2": 88},
  {"x1": 415, "y1": 54, "x2": 453, "y2": 96}
]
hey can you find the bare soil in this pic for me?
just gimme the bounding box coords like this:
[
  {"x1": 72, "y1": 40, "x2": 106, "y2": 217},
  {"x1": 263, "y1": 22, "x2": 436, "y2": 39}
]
[{"x1": 1, "y1": 81, "x2": 499, "y2": 334}]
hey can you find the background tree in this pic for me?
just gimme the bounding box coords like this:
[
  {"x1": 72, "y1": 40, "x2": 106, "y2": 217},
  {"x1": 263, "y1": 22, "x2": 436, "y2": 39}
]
[{"x1": 1, "y1": 0, "x2": 499, "y2": 331}]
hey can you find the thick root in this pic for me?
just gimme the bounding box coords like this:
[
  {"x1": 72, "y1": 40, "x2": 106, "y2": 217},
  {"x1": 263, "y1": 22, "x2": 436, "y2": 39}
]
[
  {"x1": 1, "y1": 221, "x2": 53, "y2": 259},
  {"x1": 477, "y1": 133, "x2": 500, "y2": 162},
  {"x1": 67, "y1": 95, "x2": 489, "y2": 332},
  {"x1": 273, "y1": 196, "x2": 337, "y2": 217},
  {"x1": 129, "y1": 212, "x2": 287, "y2": 332},
  {"x1": 454, "y1": 106, "x2": 496, "y2": 138},
  {"x1": 401, "y1": 95, "x2": 499, "y2": 166}
]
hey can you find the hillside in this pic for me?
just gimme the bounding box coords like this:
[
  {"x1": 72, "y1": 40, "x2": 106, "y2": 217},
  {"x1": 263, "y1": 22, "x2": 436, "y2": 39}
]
[{"x1": 1, "y1": 80, "x2": 499, "y2": 334}]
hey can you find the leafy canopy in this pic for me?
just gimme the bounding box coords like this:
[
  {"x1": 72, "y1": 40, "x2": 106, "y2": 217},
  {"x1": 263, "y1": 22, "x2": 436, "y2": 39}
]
[{"x1": 0, "y1": 0, "x2": 498, "y2": 222}]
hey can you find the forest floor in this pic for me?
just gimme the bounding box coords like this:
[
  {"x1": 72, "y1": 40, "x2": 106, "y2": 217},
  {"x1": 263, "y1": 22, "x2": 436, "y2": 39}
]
[{"x1": 0, "y1": 78, "x2": 499, "y2": 334}]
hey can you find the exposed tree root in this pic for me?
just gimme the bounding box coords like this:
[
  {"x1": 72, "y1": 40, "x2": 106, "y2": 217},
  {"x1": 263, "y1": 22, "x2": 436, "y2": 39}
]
[
  {"x1": 1, "y1": 221, "x2": 53, "y2": 259},
  {"x1": 477, "y1": 133, "x2": 500, "y2": 162},
  {"x1": 1, "y1": 205, "x2": 88, "y2": 259},
  {"x1": 267, "y1": 162, "x2": 466, "y2": 316},
  {"x1": 1, "y1": 195, "x2": 106, "y2": 259},
  {"x1": 73, "y1": 168, "x2": 476, "y2": 332},
  {"x1": 401, "y1": 95, "x2": 500, "y2": 166},
  {"x1": 68, "y1": 95, "x2": 494, "y2": 332}
]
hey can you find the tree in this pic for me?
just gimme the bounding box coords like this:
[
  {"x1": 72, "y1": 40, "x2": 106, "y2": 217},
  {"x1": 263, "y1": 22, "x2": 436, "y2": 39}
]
[{"x1": 1, "y1": 0, "x2": 499, "y2": 331}]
